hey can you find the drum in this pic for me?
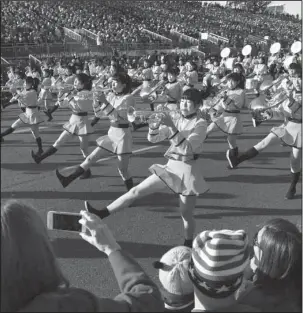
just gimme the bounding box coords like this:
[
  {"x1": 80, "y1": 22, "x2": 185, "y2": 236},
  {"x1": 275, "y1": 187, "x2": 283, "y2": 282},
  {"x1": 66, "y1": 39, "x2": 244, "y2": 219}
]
[
  {"x1": 225, "y1": 57, "x2": 236, "y2": 71},
  {"x1": 284, "y1": 55, "x2": 296, "y2": 70},
  {"x1": 270, "y1": 42, "x2": 281, "y2": 54}
]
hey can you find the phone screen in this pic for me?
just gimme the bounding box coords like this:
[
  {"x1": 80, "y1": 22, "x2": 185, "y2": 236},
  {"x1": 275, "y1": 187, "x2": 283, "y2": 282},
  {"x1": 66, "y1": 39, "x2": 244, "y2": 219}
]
[{"x1": 52, "y1": 213, "x2": 82, "y2": 232}]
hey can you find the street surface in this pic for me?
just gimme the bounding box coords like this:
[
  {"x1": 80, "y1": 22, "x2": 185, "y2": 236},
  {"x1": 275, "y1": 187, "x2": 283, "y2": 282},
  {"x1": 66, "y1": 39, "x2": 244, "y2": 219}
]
[{"x1": 1, "y1": 96, "x2": 301, "y2": 297}]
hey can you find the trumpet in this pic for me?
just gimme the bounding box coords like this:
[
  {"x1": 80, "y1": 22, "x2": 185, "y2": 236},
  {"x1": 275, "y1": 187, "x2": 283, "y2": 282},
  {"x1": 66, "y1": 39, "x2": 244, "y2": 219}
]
[
  {"x1": 127, "y1": 105, "x2": 182, "y2": 127},
  {"x1": 140, "y1": 80, "x2": 167, "y2": 100}
]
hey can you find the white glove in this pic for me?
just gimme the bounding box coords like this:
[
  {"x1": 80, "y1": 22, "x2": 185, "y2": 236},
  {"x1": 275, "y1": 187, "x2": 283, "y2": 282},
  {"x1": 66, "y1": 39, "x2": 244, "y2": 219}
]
[{"x1": 79, "y1": 210, "x2": 121, "y2": 256}]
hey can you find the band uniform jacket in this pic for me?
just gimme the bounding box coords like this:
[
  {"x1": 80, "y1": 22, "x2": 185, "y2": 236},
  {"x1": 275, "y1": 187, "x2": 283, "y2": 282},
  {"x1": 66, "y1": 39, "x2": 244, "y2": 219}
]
[
  {"x1": 147, "y1": 113, "x2": 209, "y2": 196},
  {"x1": 212, "y1": 88, "x2": 246, "y2": 135},
  {"x1": 269, "y1": 77, "x2": 302, "y2": 149},
  {"x1": 16, "y1": 89, "x2": 44, "y2": 125},
  {"x1": 94, "y1": 92, "x2": 135, "y2": 155},
  {"x1": 58, "y1": 89, "x2": 94, "y2": 136}
]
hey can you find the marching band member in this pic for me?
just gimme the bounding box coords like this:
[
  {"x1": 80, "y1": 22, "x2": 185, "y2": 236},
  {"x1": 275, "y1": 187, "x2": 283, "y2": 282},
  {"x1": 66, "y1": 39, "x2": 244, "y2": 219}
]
[
  {"x1": 183, "y1": 61, "x2": 198, "y2": 92},
  {"x1": 131, "y1": 59, "x2": 154, "y2": 100},
  {"x1": 250, "y1": 56, "x2": 268, "y2": 93},
  {"x1": 31, "y1": 73, "x2": 94, "y2": 180},
  {"x1": 152, "y1": 60, "x2": 162, "y2": 82},
  {"x1": 1, "y1": 76, "x2": 44, "y2": 156},
  {"x1": 2, "y1": 70, "x2": 25, "y2": 110},
  {"x1": 178, "y1": 58, "x2": 187, "y2": 76},
  {"x1": 55, "y1": 73, "x2": 135, "y2": 191},
  {"x1": 227, "y1": 63, "x2": 302, "y2": 200},
  {"x1": 39, "y1": 69, "x2": 54, "y2": 115},
  {"x1": 206, "y1": 73, "x2": 246, "y2": 164},
  {"x1": 242, "y1": 53, "x2": 252, "y2": 75},
  {"x1": 7, "y1": 65, "x2": 16, "y2": 82},
  {"x1": 233, "y1": 63, "x2": 246, "y2": 89},
  {"x1": 27, "y1": 65, "x2": 41, "y2": 81},
  {"x1": 84, "y1": 88, "x2": 209, "y2": 249},
  {"x1": 203, "y1": 59, "x2": 222, "y2": 87},
  {"x1": 159, "y1": 67, "x2": 183, "y2": 111},
  {"x1": 159, "y1": 62, "x2": 168, "y2": 82},
  {"x1": 44, "y1": 65, "x2": 76, "y2": 121}
]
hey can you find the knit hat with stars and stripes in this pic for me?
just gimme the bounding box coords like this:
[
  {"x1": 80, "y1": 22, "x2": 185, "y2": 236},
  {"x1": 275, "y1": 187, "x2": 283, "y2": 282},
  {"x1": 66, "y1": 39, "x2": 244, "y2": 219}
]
[{"x1": 188, "y1": 229, "x2": 250, "y2": 299}]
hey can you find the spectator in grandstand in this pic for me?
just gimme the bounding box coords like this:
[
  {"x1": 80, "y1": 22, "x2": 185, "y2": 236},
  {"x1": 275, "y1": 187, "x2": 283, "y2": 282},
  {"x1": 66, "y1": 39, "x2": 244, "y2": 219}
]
[
  {"x1": 1, "y1": 199, "x2": 164, "y2": 312},
  {"x1": 237, "y1": 218, "x2": 302, "y2": 312}
]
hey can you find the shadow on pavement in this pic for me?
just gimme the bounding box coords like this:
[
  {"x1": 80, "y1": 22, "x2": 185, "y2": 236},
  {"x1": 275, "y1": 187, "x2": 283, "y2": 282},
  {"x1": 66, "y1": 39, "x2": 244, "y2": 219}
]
[
  {"x1": 51, "y1": 237, "x2": 173, "y2": 259},
  {"x1": 1, "y1": 191, "x2": 236, "y2": 203},
  {"x1": 1, "y1": 162, "x2": 105, "y2": 172},
  {"x1": 206, "y1": 174, "x2": 293, "y2": 184},
  {"x1": 148, "y1": 205, "x2": 301, "y2": 220}
]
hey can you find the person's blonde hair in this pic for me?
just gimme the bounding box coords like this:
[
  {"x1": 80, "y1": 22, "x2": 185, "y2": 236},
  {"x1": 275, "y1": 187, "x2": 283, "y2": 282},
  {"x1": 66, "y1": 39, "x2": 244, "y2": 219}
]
[{"x1": 1, "y1": 200, "x2": 69, "y2": 312}]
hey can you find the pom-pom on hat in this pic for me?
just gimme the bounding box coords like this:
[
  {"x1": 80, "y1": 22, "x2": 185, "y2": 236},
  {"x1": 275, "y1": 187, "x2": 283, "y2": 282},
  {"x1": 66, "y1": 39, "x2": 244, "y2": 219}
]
[
  {"x1": 153, "y1": 246, "x2": 194, "y2": 311},
  {"x1": 188, "y1": 229, "x2": 250, "y2": 299}
]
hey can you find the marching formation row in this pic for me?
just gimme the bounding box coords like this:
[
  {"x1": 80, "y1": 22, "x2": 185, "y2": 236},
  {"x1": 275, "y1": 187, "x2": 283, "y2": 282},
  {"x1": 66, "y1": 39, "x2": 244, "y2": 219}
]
[{"x1": 1, "y1": 40, "x2": 301, "y2": 248}]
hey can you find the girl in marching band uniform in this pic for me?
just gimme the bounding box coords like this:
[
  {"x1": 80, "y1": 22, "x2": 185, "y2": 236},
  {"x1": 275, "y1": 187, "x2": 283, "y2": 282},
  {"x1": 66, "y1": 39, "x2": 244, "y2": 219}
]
[
  {"x1": 84, "y1": 88, "x2": 208, "y2": 248},
  {"x1": 227, "y1": 63, "x2": 302, "y2": 200},
  {"x1": 206, "y1": 73, "x2": 246, "y2": 163},
  {"x1": 159, "y1": 62, "x2": 168, "y2": 82},
  {"x1": 159, "y1": 67, "x2": 183, "y2": 111},
  {"x1": 1, "y1": 76, "x2": 44, "y2": 155},
  {"x1": 31, "y1": 73, "x2": 94, "y2": 180},
  {"x1": 39, "y1": 69, "x2": 53, "y2": 114},
  {"x1": 2, "y1": 70, "x2": 25, "y2": 110},
  {"x1": 55, "y1": 73, "x2": 135, "y2": 192},
  {"x1": 178, "y1": 58, "x2": 187, "y2": 76},
  {"x1": 152, "y1": 60, "x2": 162, "y2": 82},
  {"x1": 183, "y1": 61, "x2": 198, "y2": 92},
  {"x1": 251, "y1": 56, "x2": 268, "y2": 93},
  {"x1": 44, "y1": 66, "x2": 77, "y2": 121}
]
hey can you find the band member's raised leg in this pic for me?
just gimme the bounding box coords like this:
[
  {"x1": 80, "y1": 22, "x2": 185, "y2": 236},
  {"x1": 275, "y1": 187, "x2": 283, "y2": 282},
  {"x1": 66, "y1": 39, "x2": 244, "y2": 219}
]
[
  {"x1": 32, "y1": 130, "x2": 71, "y2": 164},
  {"x1": 56, "y1": 146, "x2": 104, "y2": 187},
  {"x1": 227, "y1": 132, "x2": 280, "y2": 168},
  {"x1": 1, "y1": 118, "x2": 23, "y2": 141},
  {"x1": 85, "y1": 174, "x2": 166, "y2": 219}
]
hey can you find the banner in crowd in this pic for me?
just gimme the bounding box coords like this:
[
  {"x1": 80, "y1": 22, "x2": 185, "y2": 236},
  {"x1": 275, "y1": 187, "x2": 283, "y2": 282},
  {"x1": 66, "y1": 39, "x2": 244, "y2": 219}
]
[
  {"x1": 63, "y1": 27, "x2": 83, "y2": 43},
  {"x1": 170, "y1": 30, "x2": 199, "y2": 45},
  {"x1": 1, "y1": 57, "x2": 10, "y2": 64},
  {"x1": 200, "y1": 32, "x2": 229, "y2": 44},
  {"x1": 82, "y1": 28, "x2": 97, "y2": 41},
  {"x1": 142, "y1": 29, "x2": 172, "y2": 44}
]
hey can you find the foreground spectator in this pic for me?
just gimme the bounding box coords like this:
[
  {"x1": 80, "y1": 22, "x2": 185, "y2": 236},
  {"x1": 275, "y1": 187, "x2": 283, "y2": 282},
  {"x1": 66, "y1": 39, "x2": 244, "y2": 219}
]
[
  {"x1": 153, "y1": 246, "x2": 194, "y2": 311},
  {"x1": 237, "y1": 218, "x2": 302, "y2": 312},
  {"x1": 1, "y1": 200, "x2": 164, "y2": 312},
  {"x1": 188, "y1": 229, "x2": 259, "y2": 312}
]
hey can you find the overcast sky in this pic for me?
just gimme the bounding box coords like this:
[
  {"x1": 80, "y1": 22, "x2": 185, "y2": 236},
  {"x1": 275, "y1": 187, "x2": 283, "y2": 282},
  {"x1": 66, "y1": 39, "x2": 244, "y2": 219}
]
[{"x1": 202, "y1": 1, "x2": 301, "y2": 17}]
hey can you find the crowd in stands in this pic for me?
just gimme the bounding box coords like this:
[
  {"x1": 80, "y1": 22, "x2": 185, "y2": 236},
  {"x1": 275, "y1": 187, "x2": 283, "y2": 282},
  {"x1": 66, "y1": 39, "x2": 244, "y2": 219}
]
[
  {"x1": 1, "y1": 199, "x2": 302, "y2": 312},
  {"x1": 1, "y1": 0, "x2": 301, "y2": 50}
]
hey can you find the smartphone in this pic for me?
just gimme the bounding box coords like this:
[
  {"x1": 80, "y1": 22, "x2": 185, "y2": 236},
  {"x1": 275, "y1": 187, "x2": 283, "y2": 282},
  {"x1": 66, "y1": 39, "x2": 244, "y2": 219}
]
[{"x1": 47, "y1": 211, "x2": 84, "y2": 233}]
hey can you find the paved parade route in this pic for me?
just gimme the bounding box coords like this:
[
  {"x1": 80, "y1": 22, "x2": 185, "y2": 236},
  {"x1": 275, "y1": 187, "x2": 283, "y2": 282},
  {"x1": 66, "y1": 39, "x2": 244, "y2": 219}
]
[{"x1": 1, "y1": 101, "x2": 301, "y2": 298}]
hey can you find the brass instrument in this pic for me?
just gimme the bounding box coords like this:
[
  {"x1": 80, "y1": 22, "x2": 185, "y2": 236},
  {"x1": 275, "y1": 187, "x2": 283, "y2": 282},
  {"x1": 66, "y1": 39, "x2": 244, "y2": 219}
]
[
  {"x1": 250, "y1": 90, "x2": 290, "y2": 127},
  {"x1": 200, "y1": 89, "x2": 228, "y2": 122},
  {"x1": 140, "y1": 80, "x2": 167, "y2": 101},
  {"x1": 259, "y1": 74, "x2": 288, "y2": 92},
  {"x1": 126, "y1": 105, "x2": 181, "y2": 127}
]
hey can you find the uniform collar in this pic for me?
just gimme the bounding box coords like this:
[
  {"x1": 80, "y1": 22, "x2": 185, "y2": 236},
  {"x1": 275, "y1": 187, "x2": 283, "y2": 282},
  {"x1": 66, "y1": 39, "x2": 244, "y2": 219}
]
[{"x1": 182, "y1": 112, "x2": 197, "y2": 119}]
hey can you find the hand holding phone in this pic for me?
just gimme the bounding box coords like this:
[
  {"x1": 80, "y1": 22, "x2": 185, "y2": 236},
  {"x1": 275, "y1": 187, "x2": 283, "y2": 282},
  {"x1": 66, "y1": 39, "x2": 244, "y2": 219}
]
[
  {"x1": 79, "y1": 210, "x2": 121, "y2": 256},
  {"x1": 47, "y1": 211, "x2": 84, "y2": 233}
]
